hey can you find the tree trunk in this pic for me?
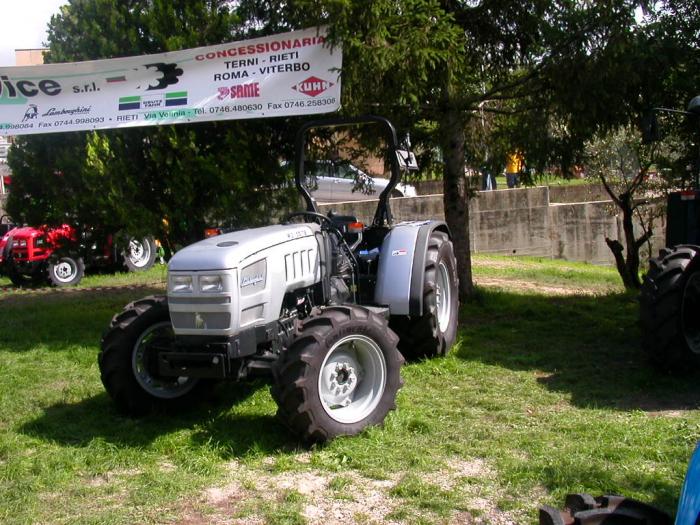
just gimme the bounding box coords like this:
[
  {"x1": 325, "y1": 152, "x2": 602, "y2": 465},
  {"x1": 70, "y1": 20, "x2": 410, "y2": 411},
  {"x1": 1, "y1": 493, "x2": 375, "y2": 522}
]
[
  {"x1": 600, "y1": 182, "x2": 646, "y2": 290},
  {"x1": 620, "y1": 198, "x2": 642, "y2": 289},
  {"x1": 605, "y1": 237, "x2": 637, "y2": 289},
  {"x1": 440, "y1": 109, "x2": 475, "y2": 300}
]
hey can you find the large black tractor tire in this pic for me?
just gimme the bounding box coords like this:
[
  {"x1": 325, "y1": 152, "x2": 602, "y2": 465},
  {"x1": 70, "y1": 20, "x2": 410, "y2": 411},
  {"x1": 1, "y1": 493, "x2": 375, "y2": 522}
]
[
  {"x1": 123, "y1": 236, "x2": 157, "y2": 272},
  {"x1": 640, "y1": 245, "x2": 700, "y2": 369},
  {"x1": 390, "y1": 231, "x2": 459, "y2": 360},
  {"x1": 47, "y1": 255, "x2": 85, "y2": 287},
  {"x1": 6, "y1": 267, "x2": 27, "y2": 287},
  {"x1": 99, "y1": 295, "x2": 205, "y2": 415},
  {"x1": 6, "y1": 264, "x2": 45, "y2": 287},
  {"x1": 272, "y1": 305, "x2": 404, "y2": 443}
]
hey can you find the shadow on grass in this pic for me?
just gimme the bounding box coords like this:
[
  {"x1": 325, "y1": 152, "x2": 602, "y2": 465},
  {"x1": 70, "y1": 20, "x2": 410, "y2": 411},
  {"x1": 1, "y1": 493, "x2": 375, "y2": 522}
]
[
  {"x1": 0, "y1": 287, "x2": 165, "y2": 353},
  {"x1": 20, "y1": 380, "x2": 297, "y2": 457},
  {"x1": 9, "y1": 289, "x2": 304, "y2": 456},
  {"x1": 455, "y1": 287, "x2": 700, "y2": 412}
]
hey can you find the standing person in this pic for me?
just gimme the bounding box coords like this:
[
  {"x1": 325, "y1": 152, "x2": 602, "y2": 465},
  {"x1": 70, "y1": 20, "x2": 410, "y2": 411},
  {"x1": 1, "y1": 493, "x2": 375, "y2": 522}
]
[
  {"x1": 505, "y1": 151, "x2": 523, "y2": 188},
  {"x1": 481, "y1": 165, "x2": 496, "y2": 190}
]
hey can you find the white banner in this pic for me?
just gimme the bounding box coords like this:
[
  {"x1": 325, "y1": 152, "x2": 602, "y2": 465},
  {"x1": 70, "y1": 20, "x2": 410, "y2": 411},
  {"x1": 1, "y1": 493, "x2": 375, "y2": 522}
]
[{"x1": 0, "y1": 27, "x2": 341, "y2": 136}]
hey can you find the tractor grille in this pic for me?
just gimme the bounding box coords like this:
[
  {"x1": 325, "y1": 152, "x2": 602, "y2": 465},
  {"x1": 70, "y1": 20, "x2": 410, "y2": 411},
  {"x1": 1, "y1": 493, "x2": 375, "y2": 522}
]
[
  {"x1": 170, "y1": 312, "x2": 231, "y2": 330},
  {"x1": 9, "y1": 236, "x2": 48, "y2": 261},
  {"x1": 167, "y1": 271, "x2": 235, "y2": 334},
  {"x1": 284, "y1": 248, "x2": 315, "y2": 282}
]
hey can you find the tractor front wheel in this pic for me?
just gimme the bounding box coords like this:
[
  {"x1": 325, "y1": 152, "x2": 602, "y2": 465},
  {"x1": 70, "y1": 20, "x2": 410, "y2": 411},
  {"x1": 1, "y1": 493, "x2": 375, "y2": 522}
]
[
  {"x1": 47, "y1": 256, "x2": 84, "y2": 287},
  {"x1": 99, "y1": 295, "x2": 204, "y2": 415},
  {"x1": 272, "y1": 306, "x2": 404, "y2": 443}
]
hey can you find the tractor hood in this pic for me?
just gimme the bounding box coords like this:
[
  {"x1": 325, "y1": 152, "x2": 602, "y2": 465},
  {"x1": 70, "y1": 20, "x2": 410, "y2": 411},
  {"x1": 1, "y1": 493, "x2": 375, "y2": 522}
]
[{"x1": 168, "y1": 223, "x2": 320, "y2": 271}]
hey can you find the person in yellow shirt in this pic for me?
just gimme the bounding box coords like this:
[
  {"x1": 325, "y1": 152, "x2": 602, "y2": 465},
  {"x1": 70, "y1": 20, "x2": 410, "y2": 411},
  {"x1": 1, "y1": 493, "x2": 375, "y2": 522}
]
[{"x1": 505, "y1": 151, "x2": 524, "y2": 188}]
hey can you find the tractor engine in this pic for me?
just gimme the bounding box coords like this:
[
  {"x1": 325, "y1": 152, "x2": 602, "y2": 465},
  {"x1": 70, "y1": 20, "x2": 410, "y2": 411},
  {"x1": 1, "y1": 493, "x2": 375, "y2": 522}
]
[{"x1": 165, "y1": 223, "x2": 322, "y2": 355}]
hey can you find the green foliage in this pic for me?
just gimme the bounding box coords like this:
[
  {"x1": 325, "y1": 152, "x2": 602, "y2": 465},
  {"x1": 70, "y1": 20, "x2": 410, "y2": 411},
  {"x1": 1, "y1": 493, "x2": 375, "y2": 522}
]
[
  {"x1": 9, "y1": 0, "x2": 699, "y2": 277},
  {"x1": 8, "y1": 0, "x2": 299, "y2": 245}
]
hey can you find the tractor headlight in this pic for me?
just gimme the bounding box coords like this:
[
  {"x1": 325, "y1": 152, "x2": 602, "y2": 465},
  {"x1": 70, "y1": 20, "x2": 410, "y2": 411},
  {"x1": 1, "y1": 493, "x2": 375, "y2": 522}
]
[
  {"x1": 199, "y1": 275, "x2": 223, "y2": 293},
  {"x1": 169, "y1": 275, "x2": 193, "y2": 293}
]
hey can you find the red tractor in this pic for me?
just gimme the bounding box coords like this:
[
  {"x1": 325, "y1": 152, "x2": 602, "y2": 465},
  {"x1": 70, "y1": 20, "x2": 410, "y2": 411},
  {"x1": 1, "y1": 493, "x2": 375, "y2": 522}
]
[{"x1": 0, "y1": 220, "x2": 157, "y2": 287}]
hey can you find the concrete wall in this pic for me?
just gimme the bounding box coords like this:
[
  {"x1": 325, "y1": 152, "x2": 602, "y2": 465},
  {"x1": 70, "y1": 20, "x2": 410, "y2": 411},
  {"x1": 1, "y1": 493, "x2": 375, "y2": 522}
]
[
  {"x1": 548, "y1": 184, "x2": 610, "y2": 203},
  {"x1": 0, "y1": 180, "x2": 661, "y2": 266},
  {"x1": 319, "y1": 186, "x2": 666, "y2": 265},
  {"x1": 414, "y1": 180, "x2": 443, "y2": 195},
  {"x1": 415, "y1": 180, "x2": 611, "y2": 202}
]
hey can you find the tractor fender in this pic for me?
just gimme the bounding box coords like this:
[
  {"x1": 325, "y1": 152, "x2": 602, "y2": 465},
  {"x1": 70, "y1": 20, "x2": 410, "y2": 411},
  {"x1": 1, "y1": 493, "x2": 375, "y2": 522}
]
[
  {"x1": 676, "y1": 441, "x2": 700, "y2": 525},
  {"x1": 374, "y1": 220, "x2": 450, "y2": 316}
]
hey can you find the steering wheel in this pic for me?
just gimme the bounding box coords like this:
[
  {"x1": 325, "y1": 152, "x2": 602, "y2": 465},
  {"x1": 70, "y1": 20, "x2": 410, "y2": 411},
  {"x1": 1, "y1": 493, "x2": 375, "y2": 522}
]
[{"x1": 285, "y1": 211, "x2": 335, "y2": 227}]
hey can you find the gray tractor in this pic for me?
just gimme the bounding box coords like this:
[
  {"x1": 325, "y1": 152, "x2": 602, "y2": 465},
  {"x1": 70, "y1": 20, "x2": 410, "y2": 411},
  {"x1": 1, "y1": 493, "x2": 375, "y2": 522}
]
[{"x1": 98, "y1": 116, "x2": 459, "y2": 442}]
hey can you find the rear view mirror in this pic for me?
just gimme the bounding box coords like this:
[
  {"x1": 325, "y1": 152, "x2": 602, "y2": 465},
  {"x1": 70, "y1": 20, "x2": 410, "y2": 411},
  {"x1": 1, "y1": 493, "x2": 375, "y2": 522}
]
[{"x1": 396, "y1": 150, "x2": 419, "y2": 171}]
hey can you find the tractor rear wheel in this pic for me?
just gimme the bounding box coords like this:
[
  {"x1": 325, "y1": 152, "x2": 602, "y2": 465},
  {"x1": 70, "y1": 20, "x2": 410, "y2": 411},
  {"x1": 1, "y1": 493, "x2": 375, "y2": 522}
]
[
  {"x1": 123, "y1": 236, "x2": 157, "y2": 272},
  {"x1": 640, "y1": 245, "x2": 700, "y2": 369},
  {"x1": 272, "y1": 306, "x2": 404, "y2": 443},
  {"x1": 99, "y1": 295, "x2": 204, "y2": 415},
  {"x1": 390, "y1": 231, "x2": 459, "y2": 360}
]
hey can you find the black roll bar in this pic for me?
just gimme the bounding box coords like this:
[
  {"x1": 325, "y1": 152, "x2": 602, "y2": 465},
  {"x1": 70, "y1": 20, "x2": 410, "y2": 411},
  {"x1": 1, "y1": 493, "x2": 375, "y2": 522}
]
[{"x1": 294, "y1": 115, "x2": 402, "y2": 227}]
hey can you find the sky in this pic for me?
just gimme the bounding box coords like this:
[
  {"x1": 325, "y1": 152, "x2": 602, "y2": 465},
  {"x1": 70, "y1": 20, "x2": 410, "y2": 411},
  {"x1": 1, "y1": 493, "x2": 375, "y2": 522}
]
[{"x1": 0, "y1": 0, "x2": 67, "y2": 67}]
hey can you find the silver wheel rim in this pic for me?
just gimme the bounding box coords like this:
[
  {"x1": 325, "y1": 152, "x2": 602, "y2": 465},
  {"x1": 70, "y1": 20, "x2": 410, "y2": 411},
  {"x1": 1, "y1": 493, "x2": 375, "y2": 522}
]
[
  {"x1": 132, "y1": 321, "x2": 198, "y2": 399},
  {"x1": 683, "y1": 272, "x2": 700, "y2": 354},
  {"x1": 53, "y1": 260, "x2": 76, "y2": 283},
  {"x1": 128, "y1": 238, "x2": 151, "y2": 268},
  {"x1": 436, "y1": 261, "x2": 452, "y2": 332},
  {"x1": 318, "y1": 334, "x2": 387, "y2": 424}
]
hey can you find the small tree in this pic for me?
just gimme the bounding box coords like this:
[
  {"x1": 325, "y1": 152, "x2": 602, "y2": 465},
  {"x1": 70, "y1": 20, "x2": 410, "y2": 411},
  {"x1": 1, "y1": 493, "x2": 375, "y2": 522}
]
[{"x1": 585, "y1": 127, "x2": 675, "y2": 289}]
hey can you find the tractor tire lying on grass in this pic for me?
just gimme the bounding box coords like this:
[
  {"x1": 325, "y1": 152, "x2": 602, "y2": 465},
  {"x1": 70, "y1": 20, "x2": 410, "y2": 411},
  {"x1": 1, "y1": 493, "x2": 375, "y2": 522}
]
[
  {"x1": 272, "y1": 305, "x2": 404, "y2": 443},
  {"x1": 539, "y1": 493, "x2": 672, "y2": 525},
  {"x1": 99, "y1": 295, "x2": 207, "y2": 415},
  {"x1": 390, "y1": 230, "x2": 459, "y2": 360},
  {"x1": 640, "y1": 245, "x2": 700, "y2": 369}
]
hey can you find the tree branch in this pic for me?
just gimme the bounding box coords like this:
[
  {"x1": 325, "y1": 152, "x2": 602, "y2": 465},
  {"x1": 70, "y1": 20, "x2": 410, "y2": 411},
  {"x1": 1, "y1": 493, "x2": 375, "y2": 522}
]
[
  {"x1": 634, "y1": 229, "x2": 653, "y2": 249},
  {"x1": 600, "y1": 175, "x2": 623, "y2": 208}
]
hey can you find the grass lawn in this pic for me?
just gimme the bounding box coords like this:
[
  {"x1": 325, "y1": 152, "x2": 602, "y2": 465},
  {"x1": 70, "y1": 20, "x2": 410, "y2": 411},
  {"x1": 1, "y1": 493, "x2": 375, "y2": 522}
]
[
  {"x1": 492, "y1": 174, "x2": 594, "y2": 189},
  {"x1": 0, "y1": 264, "x2": 168, "y2": 290},
  {"x1": 1, "y1": 255, "x2": 698, "y2": 524}
]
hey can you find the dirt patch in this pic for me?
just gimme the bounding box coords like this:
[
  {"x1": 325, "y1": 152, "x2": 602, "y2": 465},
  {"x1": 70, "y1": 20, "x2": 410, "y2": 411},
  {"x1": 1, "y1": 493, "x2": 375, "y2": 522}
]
[
  {"x1": 423, "y1": 458, "x2": 493, "y2": 490},
  {"x1": 474, "y1": 276, "x2": 612, "y2": 296},
  {"x1": 617, "y1": 393, "x2": 700, "y2": 414},
  {"x1": 473, "y1": 258, "x2": 585, "y2": 274},
  {"x1": 176, "y1": 455, "x2": 520, "y2": 524}
]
